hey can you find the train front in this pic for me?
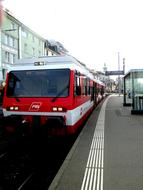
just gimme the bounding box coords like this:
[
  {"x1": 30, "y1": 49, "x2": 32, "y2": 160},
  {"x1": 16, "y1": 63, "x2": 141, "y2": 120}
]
[{"x1": 2, "y1": 62, "x2": 72, "y2": 136}]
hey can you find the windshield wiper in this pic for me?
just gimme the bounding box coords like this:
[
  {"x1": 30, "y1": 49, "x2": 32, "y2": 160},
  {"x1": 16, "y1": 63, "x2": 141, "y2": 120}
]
[
  {"x1": 51, "y1": 85, "x2": 68, "y2": 102},
  {"x1": 15, "y1": 97, "x2": 20, "y2": 102}
]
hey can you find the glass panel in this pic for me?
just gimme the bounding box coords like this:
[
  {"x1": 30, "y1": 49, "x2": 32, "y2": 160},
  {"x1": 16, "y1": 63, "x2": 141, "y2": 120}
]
[
  {"x1": 133, "y1": 72, "x2": 143, "y2": 96},
  {"x1": 132, "y1": 71, "x2": 143, "y2": 110},
  {"x1": 124, "y1": 73, "x2": 132, "y2": 104},
  {"x1": 7, "y1": 69, "x2": 70, "y2": 97}
]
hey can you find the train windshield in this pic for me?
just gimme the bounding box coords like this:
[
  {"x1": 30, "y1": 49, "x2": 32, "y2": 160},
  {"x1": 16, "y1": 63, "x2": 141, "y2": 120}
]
[{"x1": 7, "y1": 69, "x2": 70, "y2": 97}]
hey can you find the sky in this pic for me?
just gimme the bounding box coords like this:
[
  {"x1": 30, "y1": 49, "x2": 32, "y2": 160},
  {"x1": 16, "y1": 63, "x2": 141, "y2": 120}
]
[{"x1": 2, "y1": 0, "x2": 143, "y2": 74}]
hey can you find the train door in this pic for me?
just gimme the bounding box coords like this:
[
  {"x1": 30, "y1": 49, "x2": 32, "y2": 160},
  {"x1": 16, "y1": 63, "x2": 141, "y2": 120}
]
[
  {"x1": 74, "y1": 71, "x2": 81, "y2": 96},
  {"x1": 101, "y1": 85, "x2": 105, "y2": 98},
  {"x1": 91, "y1": 82, "x2": 97, "y2": 105}
]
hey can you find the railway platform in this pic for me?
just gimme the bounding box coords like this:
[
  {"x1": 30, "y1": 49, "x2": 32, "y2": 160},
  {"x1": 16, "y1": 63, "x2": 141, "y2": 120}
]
[{"x1": 49, "y1": 94, "x2": 143, "y2": 190}]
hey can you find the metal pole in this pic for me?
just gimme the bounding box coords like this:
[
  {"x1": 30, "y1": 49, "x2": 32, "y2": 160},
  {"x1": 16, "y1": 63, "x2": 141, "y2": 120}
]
[
  {"x1": 17, "y1": 26, "x2": 22, "y2": 59},
  {"x1": 123, "y1": 58, "x2": 125, "y2": 74},
  {"x1": 118, "y1": 52, "x2": 120, "y2": 96},
  {"x1": 17, "y1": 26, "x2": 20, "y2": 59},
  {"x1": 123, "y1": 58, "x2": 126, "y2": 104},
  {"x1": 0, "y1": 0, "x2": 3, "y2": 80}
]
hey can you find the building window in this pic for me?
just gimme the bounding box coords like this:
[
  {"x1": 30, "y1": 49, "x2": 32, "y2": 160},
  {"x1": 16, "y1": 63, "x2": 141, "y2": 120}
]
[
  {"x1": 4, "y1": 51, "x2": 10, "y2": 63},
  {"x1": 4, "y1": 34, "x2": 8, "y2": 45},
  {"x1": 10, "y1": 22, "x2": 16, "y2": 30},
  {"x1": 9, "y1": 36, "x2": 15, "y2": 47},
  {"x1": 21, "y1": 28, "x2": 28, "y2": 38},
  {"x1": 32, "y1": 35, "x2": 35, "y2": 42},
  {"x1": 39, "y1": 50, "x2": 41, "y2": 56},
  {"x1": 10, "y1": 54, "x2": 16, "y2": 64},
  {"x1": 39, "y1": 39, "x2": 41, "y2": 45},
  {"x1": 24, "y1": 43, "x2": 28, "y2": 53},
  {"x1": 3, "y1": 34, "x2": 16, "y2": 48},
  {"x1": 4, "y1": 51, "x2": 16, "y2": 64},
  {"x1": 32, "y1": 47, "x2": 35, "y2": 56}
]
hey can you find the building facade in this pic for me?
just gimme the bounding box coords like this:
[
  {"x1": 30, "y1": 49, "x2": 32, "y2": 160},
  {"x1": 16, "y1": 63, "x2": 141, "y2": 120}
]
[
  {"x1": 0, "y1": 9, "x2": 46, "y2": 80},
  {"x1": 0, "y1": 9, "x2": 68, "y2": 81}
]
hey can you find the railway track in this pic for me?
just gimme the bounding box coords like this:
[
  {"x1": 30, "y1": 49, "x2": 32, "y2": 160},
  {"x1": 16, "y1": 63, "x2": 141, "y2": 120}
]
[
  {"x1": 0, "y1": 133, "x2": 77, "y2": 190},
  {"x1": 0, "y1": 138, "x2": 34, "y2": 190}
]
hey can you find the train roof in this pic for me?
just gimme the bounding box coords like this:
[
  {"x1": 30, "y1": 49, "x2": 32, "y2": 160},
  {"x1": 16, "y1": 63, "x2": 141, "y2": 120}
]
[
  {"x1": 7, "y1": 55, "x2": 95, "y2": 80},
  {"x1": 95, "y1": 79, "x2": 105, "y2": 86}
]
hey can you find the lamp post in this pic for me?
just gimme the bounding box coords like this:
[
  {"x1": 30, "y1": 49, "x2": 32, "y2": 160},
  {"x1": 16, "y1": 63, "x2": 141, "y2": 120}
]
[
  {"x1": 123, "y1": 58, "x2": 125, "y2": 74},
  {"x1": 118, "y1": 52, "x2": 121, "y2": 96}
]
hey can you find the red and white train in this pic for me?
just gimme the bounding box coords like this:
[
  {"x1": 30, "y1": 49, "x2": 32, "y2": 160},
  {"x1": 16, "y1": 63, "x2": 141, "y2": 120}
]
[{"x1": 2, "y1": 55, "x2": 105, "y2": 136}]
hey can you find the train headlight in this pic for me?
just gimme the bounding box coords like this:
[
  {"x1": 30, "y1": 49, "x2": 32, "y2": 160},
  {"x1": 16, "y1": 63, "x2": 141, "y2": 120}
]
[
  {"x1": 14, "y1": 107, "x2": 19, "y2": 110},
  {"x1": 52, "y1": 107, "x2": 58, "y2": 111},
  {"x1": 10, "y1": 106, "x2": 14, "y2": 110},
  {"x1": 58, "y1": 107, "x2": 63, "y2": 111},
  {"x1": 8, "y1": 106, "x2": 19, "y2": 111},
  {"x1": 52, "y1": 107, "x2": 66, "y2": 112}
]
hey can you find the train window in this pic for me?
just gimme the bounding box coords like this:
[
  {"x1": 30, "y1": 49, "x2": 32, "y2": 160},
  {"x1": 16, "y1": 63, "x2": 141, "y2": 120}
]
[
  {"x1": 85, "y1": 78, "x2": 87, "y2": 95},
  {"x1": 82, "y1": 76, "x2": 87, "y2": 95},
  {"x1": 101, "y1": 87, "x2": 104, "y2": 95},
  {"x1": 6, "y1": 69, "x2": 70, "y2": 97},
  {"x1": 74, "y1": 73, "x2": 81, "y2": 96},
  {"x1": 91, "y1": 86, "x2": 94, "y2": 101},
  {"x1": 87, "y1": 78, "x2": 90, "y2": 95}
]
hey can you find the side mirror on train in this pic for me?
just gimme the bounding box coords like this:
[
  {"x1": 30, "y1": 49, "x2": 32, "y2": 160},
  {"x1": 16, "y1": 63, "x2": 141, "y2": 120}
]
[{"x1": 76, "y1": 86, "x2": 81, "y2": 96}]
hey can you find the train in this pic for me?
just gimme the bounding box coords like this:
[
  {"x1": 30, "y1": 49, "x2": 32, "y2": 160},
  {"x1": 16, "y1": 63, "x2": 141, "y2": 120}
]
[{"x1": 2, "y1": 55, "x2": 105, "y2": 136}]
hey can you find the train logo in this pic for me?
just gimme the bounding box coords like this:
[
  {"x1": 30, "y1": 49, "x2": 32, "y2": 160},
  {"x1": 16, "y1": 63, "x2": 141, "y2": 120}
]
[{"x1": 29, "y1": 102, "x2": 42, "y2": 111}]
